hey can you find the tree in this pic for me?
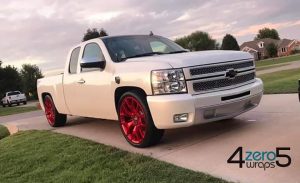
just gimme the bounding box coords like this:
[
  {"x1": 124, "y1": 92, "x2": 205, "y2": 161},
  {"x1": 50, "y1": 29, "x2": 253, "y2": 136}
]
[
  {"x1": 0, "y1": 65, "x2": 22, "y2": 97},
  {"x1": 99, "y1": 28, "x2": 108, "y2": 37},
  {"x1": 255, "y1": 28, "x2": 280, "y2": 40},
  {"x1": 175, "y1": 31, "x2": 217, "y2": 51},
  {"x1": 266, "y1": 43, "x2": 278, "y2": 58},
  {"x1": 20, "y1": 64, "x2": 43, "y2": 99},
  {"x1": 82, "y1": 28, "x2": 100, "y2": 42},
  {"x1": 82, "y1": 28, "x2": 109, "y2": 42},
  {"x1": 221, "y1": 34, "x2": 240, "y2": 50}
]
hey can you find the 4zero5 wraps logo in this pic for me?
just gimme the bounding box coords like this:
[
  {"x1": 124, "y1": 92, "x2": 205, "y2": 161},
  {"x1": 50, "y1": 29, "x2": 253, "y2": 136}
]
[{"x1": 227, "y1": 147, "x2": 291, "y2": 170}]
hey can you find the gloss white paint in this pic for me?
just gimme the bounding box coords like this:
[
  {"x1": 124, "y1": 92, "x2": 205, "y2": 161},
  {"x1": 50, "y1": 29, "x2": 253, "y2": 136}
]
[{"x1": 37, "y1": 36, "x2": 263, "y2": 129}]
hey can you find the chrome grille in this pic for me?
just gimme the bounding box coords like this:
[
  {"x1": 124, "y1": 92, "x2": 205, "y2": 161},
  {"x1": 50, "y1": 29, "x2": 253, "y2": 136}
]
[
  {"x1": 186, "y1": 59, "x2": 256, "y2": 93},
  {"x1": 190, "y1": 61, "x2": 254, "y2": 76},
  {"x1": 193, "y1": 72, "x2": 255, "y2": 92}
]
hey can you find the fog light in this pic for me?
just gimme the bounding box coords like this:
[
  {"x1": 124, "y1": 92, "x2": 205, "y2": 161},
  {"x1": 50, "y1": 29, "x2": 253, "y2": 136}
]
[
  {"x1": 204, "y1": 109, "x2": 216, "y2": 119},
  {"x1": 174, "y1": 113, "x2": 188, "y2": 123}
]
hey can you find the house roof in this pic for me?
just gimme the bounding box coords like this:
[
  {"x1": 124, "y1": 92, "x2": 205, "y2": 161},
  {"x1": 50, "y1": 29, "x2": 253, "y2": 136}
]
[
  {"x1": 240, "y1": 38, "x2": 278, "y2": 52},
  {"x1": 240, "y1": 38, "x2": 295, "y2": 51},
  {"x1": 277, "y1": 38, "x2": 293, "y2": 48}
]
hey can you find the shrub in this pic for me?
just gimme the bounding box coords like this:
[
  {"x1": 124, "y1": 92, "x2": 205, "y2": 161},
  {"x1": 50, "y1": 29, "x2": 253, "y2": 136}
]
[{"x1": 0, "y1": 125, "x2": 10, "y2": 139}]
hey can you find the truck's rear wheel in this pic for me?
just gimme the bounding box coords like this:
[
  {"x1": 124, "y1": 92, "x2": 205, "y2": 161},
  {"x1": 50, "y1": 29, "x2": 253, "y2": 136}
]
[
  {"x1": 43, "y1": 95, "x2": 67, "y2": 127},
  {"x1": 117, "y1": 91, "x2": 164, "y2": 148}
]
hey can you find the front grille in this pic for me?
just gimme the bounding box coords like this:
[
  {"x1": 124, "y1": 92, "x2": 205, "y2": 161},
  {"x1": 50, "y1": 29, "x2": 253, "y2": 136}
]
[
  {"x1": 190, "y1": 61, "x2": 254, "y2": 76},
  {"x1": 193, "y1": 72, "x2": 255, "y2": 92}
]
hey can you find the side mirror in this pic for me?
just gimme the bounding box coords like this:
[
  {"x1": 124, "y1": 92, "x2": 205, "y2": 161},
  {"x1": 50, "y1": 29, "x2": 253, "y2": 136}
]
[{"x1": 80, "y1": 57, "x2": 106, "y2": 69}]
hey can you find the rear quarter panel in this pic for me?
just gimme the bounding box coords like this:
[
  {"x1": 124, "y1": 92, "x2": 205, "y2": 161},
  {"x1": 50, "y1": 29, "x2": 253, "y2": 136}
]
[{"x1": 37, "y1": 75, "x2": 69, "y2": 114}]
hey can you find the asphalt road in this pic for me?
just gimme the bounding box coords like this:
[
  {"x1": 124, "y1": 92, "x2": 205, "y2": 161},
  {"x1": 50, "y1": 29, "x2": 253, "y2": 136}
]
[{"x1": 1, "y1": 94, "x2": 300, "y2": 183}]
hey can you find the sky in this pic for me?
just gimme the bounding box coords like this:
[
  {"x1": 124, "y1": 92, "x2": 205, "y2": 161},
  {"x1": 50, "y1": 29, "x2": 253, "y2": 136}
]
[{"x1": 0, "y1": 0, "x2": 300, "y2": 74}]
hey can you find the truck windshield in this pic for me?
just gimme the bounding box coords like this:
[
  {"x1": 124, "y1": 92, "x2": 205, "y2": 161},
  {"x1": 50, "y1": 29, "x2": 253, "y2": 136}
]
[{"x1": 102, "y1": 35, "x2": 186, "y2": 62}]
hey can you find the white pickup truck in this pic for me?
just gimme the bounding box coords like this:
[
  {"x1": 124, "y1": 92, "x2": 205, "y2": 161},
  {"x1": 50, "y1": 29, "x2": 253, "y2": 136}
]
[
  {"x1": 2, "y1": 91, "x2": 27, "y2": 107},
  {"x1": 37, "y1": 35, "x2": 263, "y2": 147}
]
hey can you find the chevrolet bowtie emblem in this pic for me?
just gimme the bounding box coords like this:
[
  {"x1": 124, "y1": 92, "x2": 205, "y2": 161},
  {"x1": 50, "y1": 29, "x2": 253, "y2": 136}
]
[{"x1": 225, "y1": 69, "x2": 238, "y2": 79}]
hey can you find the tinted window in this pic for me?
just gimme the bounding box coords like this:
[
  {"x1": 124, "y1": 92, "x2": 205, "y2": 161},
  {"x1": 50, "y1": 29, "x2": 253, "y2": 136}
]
[
  {"x1": 102, "y1": 35, "x2": 185, "y2": 62},
  {"x1": 8, "y1": 91, "x2": 20, "y2": 96},
  {"x1": 69, "y1": 47, "x2": 80, "y2": 74},
  {"x1": 150, "y1": 41, "x2": 170, "y2": 52},
  {"x1": 82, "y1": 43, "x2": 105, "y2": 61}
]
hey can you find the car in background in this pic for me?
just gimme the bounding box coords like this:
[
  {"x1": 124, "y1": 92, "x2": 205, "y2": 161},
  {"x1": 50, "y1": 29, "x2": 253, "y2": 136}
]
[{"x1": 1, "y1": 91, "x2": 27, "y2": 107}]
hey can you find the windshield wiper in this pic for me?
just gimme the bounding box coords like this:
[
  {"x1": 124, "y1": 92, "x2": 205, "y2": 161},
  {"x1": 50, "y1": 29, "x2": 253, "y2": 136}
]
[
  {"x1": 121, "y1": 52, "x2": 165, "y2": 61},
  {"x1": 168, "y1": 50, "x2": 189, "y2": 54}
]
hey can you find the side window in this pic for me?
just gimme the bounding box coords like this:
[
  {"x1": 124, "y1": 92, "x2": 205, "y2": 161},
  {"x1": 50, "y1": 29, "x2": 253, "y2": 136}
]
[
  {"x1": 81, "y1": 43, "x2": 105, "y2": 72},
  {"x1": 69, "y1": 47, "x2": 80, "y2": 74},
  {"x1": 150, "y1": 41, "x2": 170, "y2": 53},
  {"x1": 82, "y1": 43, "x2": 105, "y2": 62}
]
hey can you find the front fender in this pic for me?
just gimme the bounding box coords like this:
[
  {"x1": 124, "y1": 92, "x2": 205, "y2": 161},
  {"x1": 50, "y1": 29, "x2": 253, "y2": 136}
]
[{"x1": 112, "y1": 61, "x2": 172, "y2": 95}]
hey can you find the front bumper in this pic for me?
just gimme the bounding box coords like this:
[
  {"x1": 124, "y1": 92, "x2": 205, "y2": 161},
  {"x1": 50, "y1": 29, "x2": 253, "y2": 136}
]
[
  {"x1": 10, "y1": 99, "x2": 26, "y2": 104},
  {"x1": 147, "y1": 78, "x2": 263, "y2": 129}
]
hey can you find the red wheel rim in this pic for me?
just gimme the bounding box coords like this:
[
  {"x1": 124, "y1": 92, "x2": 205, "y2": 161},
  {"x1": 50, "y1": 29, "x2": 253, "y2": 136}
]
[
  {"x1": 119, "y1": 96, "x2": 146, "y2": 144},
  {"x1": 44, "y1": 97, "x2": 55, "y2": 126}
]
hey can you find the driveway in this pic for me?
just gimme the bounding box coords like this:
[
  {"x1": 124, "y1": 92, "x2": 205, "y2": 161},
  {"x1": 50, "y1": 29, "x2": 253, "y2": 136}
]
[{"x1": 1, "y1": 94, "x2": 300, "y2": 183}]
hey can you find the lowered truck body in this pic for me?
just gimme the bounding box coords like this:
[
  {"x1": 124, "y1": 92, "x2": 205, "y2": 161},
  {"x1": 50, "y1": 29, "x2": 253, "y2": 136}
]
[{"x1": 37, "y1": 35, "x2": 263, "y2": 147}]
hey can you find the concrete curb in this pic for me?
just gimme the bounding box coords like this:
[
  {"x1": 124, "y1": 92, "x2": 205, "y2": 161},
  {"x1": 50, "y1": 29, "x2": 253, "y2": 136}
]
[{"x1": 3, "y1": 124, "x2": 19, "y2": 135}]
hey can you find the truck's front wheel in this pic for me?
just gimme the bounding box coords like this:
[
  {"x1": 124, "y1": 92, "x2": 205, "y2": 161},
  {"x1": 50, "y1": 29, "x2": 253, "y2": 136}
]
[
  {"x1": 117, "y1": 91, "x2": 164, "y2": 147},
  {"x1": 43, "y1": 95, "x2": 67, "y2": 127}
]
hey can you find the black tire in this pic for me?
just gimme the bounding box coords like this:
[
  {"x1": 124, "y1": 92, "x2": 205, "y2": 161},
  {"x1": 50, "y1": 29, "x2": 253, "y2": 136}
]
[
  {"x1": 2, "y1": 104, "x2": 5, "y2": 108},
  {"x1": 23, "y1": 101, "x2": 27, "y2": 105},
  {"x1": 43, "y1": 95, "x2": 67, "y2": 127},
  {"x1": 17, "y1": 103, "x2": 20, "y2": 106},
  {"x1": 117, "y1": 91, "x2": 164, "y2": 148}
]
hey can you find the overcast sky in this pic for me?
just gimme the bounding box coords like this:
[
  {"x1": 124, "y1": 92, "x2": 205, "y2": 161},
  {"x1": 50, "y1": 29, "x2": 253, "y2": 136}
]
[{"x1": 1, "y1": 0, "x2": 300, "y2": 73}]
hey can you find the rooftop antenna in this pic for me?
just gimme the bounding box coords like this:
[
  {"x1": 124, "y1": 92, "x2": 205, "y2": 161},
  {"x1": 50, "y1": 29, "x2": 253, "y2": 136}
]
[{"x1": 149, "y1": 31, "x2": 154, "y2": 36}]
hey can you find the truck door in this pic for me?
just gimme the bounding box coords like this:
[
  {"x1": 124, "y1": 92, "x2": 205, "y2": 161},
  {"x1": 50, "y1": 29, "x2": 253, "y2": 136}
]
[{"x1": 63, "y1": 42, "x2": 114, "y2": 119}]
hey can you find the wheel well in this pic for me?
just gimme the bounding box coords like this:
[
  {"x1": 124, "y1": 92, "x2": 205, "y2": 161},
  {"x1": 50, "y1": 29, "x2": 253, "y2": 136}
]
[
  {"x1": 114, "y1": 87, "x2": 147, "y2": 110},
  {"x1": 41, "y1": 92, "x2": 51, "y2": 102}
]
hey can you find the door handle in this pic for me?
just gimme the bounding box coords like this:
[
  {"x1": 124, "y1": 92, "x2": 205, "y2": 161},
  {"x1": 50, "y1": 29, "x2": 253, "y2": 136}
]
[{"x1": 77, "y1": 79, "x2": 85, "y2": 84}]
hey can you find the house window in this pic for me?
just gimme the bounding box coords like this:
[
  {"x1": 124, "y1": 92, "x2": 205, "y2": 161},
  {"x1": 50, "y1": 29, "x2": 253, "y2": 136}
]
[
  {"x1": 281, "y1": 47, "x2": 287, "y2": 53},
  {"x1": 258, "y1": 42, "x2": 264, "y2": 48}
]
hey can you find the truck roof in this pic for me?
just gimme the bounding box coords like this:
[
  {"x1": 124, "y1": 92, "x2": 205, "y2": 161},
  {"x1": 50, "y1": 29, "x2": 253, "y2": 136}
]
[{"x1": 85, "y1": 34, "x2": 162, "y2": 42}]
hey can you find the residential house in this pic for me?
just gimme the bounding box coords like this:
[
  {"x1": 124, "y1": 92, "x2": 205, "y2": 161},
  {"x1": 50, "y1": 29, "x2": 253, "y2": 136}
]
[{"x1": 240, "y1": 38, "x2": 300, "y2": 60}]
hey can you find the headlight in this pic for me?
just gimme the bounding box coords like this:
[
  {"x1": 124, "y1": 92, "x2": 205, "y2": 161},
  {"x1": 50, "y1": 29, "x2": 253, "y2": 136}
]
[{"x1": 151, "y1": 69, "x2": 187, "y2": 95}]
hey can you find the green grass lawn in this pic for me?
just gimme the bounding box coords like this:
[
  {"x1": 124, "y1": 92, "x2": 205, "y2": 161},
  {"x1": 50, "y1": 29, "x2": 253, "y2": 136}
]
[
  {"x1": 0, "y1": 124, "x2": 9, "y2": 139},
  {"x1": 260, "y1": 68, "x2": 300, "y2": 94},
  {"x1": 256, "y1": 63, "x2": 290, "y2": 71},
  {"x1": 255, "y1": 54, "x2": 300, "y2": 68},
  {"x1": 0, "y1": 106, "x2": 39, "y2": 116},
  {"x1": 0, "y1": 131, "x2": 227, "y2": 183}
]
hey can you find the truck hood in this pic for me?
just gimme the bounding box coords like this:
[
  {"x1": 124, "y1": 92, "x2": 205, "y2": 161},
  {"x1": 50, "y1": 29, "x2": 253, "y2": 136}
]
[{"x1": 126, "y1": 50, "x2": 253, "y2": 68}]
